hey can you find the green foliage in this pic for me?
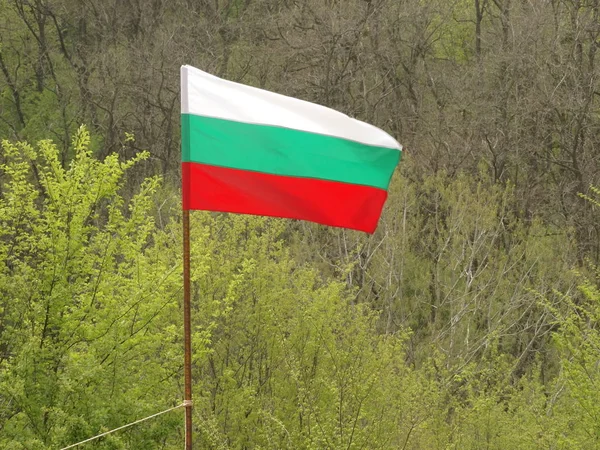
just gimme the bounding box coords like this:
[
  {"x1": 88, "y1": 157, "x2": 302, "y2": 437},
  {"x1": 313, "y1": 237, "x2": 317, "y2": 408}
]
[
  {"x1": 548, "y1": 263, "x2": 600, "y2": 449},
  {"x1": 181, "y1": 214, "x2": 434, "y2": 449},
  {"x1": 429, "y1": 0, "x2": 475, "y2": 61},
  {"x1": 1, "y1": 131, "x2": 600, "y2": 448},
  {"x1": 0, "y1": 132, "x2": 448, "y2": 448},
  {"x1": 579, "y1": 185, "x2": 600, "y2": 208},
  {"x1": 0, "y1": 128, "x2": 182, "y2": 448},
  {"x1": 3, "y1": 0, "x2": 600, "y2": 445}
]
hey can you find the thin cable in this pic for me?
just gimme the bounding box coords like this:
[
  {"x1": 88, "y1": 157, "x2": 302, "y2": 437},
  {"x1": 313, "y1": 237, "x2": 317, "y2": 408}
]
[{"x1": 59, "y1": 403, "x2": 185, "y2": 449}]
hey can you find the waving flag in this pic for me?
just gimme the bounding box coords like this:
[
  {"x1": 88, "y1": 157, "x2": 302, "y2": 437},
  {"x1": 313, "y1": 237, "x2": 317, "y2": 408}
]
[{"x1": 181, "y1": 65, "x2": 402, "y2": 233}]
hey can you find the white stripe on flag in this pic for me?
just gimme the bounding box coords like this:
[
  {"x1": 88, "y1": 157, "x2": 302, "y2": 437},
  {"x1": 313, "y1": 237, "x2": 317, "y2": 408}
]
[{"x1": 181, "y1": 65, "x2": 401, "y2": 151}]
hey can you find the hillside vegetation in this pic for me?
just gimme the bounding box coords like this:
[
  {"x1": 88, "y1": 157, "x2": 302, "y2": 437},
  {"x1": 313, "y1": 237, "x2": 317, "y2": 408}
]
[{"x1": 2, "y1": 1, "x2": 600, "y2": 448}]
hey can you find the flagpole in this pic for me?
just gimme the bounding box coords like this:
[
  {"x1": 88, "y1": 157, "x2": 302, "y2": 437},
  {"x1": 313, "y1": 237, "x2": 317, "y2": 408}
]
[{"x1": 182, "y1": 209, "x2": 193, "y2": 450}]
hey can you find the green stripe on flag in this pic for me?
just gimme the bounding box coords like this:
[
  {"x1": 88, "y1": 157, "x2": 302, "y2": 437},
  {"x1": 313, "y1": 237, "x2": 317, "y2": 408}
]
[{"x1": 181, "y1": 114, "x2": 401, "y2": 189}]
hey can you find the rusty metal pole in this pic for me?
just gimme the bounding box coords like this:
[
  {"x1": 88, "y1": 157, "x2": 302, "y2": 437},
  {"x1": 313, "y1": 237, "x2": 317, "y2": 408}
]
[{"x1": 183, "y1": 209, "x2": 193, "y2": 449}]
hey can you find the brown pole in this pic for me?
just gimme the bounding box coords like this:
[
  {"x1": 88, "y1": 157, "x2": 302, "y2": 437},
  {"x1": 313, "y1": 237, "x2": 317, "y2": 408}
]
[{"x1": 183, "y1": 209, "x2": 193, "y2": 449}]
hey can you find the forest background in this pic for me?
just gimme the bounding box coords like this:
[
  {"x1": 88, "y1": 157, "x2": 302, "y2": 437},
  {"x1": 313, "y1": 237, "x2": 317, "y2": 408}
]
[{"x1": 2, "y1": 0, "x2": 600, "y2": 448}]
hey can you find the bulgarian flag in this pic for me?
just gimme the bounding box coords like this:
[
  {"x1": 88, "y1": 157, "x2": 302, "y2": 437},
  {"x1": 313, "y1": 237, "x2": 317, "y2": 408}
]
[{"x1": 181, "y1": 65, "x2": 402, "y2": 233}]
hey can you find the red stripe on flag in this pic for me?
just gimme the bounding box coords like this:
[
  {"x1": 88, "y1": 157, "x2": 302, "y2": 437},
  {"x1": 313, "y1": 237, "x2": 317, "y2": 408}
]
[{"x1": 182, "y1": 162, "x2": 388, "y2": 233}]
